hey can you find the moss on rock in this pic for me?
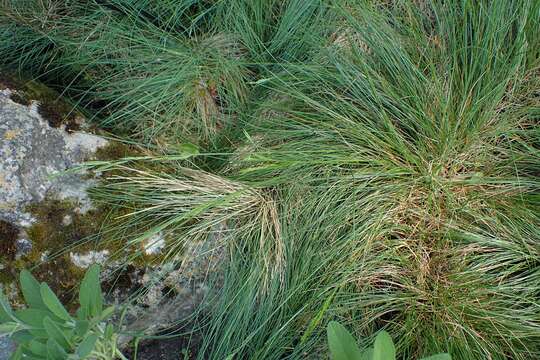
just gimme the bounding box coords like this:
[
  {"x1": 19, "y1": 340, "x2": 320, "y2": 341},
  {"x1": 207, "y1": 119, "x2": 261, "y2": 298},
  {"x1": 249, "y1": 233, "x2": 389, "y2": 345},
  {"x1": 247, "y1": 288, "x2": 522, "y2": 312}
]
[
  {"x1": 94, "y1": 141, "x2": 136, "y2": 161},
  {"x1": 25, "y1": 199, "x2": 102, "y2": 254},
  {"x1": 1, "y1": 199, "x2": 114, "y2": 307},
  {"x1": 1, "y1": 72, "x2": 83, "y2": 132}
]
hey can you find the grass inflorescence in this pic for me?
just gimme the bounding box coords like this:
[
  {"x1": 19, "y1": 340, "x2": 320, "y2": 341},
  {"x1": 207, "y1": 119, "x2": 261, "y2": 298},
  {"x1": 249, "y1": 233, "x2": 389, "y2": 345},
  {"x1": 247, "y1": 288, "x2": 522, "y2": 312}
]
[{"x1": 1, "y1": 0, "x2": 538, "y2": 359}]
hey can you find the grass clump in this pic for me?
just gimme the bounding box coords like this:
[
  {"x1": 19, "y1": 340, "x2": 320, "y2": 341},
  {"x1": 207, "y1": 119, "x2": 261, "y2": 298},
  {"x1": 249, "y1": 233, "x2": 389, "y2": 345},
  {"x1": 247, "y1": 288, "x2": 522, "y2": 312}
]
[{"x1": 0, "y1": 0, "x2": 538, "y2": 359}]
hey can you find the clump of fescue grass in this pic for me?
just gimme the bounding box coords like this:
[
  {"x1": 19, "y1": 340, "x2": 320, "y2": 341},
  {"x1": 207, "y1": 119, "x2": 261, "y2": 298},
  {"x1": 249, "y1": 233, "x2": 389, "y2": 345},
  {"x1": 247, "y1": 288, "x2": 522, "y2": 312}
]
[
  {"x1": 195, "y1": 1, "x2": 539, "y2": 358},
  {"x1": 1, "y1": 0, "x2": 249, "y2": 146},
  {"x1": 1, "y1": 0, "x2": 539, "y2": 359},
  {"x1": 0, "y1": 0, "x2": 332, "y2": 149}
]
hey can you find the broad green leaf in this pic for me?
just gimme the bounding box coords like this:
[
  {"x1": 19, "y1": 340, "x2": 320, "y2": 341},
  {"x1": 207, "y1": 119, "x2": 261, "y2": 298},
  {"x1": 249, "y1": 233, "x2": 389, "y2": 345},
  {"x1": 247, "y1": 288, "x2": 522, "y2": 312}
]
[
  {"x1": 74, "y1": 320, "x2": 89, "y2": 337},
  {"x1": 11, "y1": 330, "x2": 34, "y2": 343},
  {"x1": 420, "y1": 354, "x2": 452, "y2": 360},
  {"x1": 40, "y1": 284, "x2": 71, "y2": 321},
  {"x1": 27, "y1": 328, "x2": 48, "y2": 340},
  {"x1": 20, "y1": 271, "x2": 46, "y2": 310},
  {"x1": 27, "y1": 340, "x2": 47, "y2": 356},
  {"x1": 361, "y1": 348, "x2": 374, "y2": 360},
  {"x1": 373, "y1": 331, "x2": 396, "y2": 360},
  {"x1": 46, "y1": 338, "x2": 68, "y2": 360},
  {"x1": 0, "y1": 322, "x2": 21, "y2": 335},
  {"x1": 15, "y1": 309, "x2": 59, "y2": 328},
  {"x1": 17, "y1": 350, "x2": 45, "y2": 360},
  {"x1": 76, "y1": 333, "x2": 98, "y2": 358},
  {"x1": 76, "y1": 307, "x2": 87, "y2": 321},
  {"x1": 0, "y1": 294, "x2": 13, "y2": 322},
  {"x1": 327, "y1": 321, "x2": 363, "y2": 360},
  {"x1": 43, "y1": 317, "x2": 71, "y2": 350},
  {"x1": 79, "y1": 265, "x2": 102, "y2": 318}
]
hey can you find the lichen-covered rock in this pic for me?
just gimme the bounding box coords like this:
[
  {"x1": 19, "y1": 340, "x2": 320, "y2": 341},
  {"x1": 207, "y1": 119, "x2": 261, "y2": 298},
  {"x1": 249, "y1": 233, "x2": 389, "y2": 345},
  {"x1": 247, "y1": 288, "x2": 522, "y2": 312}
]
[
  {"x1": 125, "y1": 237, "x2": 222, "y2": 328},
  {"x1": 0, "y1": 87, "x2": 108, "y2": 226}
]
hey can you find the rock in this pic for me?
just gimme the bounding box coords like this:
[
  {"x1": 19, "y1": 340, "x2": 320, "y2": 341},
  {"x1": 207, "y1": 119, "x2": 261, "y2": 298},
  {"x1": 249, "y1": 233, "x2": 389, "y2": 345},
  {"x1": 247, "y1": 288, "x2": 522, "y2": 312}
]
[
  {"x1": 15, "y1": 237, "x2": 32, "y2": 258},
  {"x1": 143, "y1": 232, "x2": 166, "y2": 255},
  {"x1": 62, "y1": 214, "x2": 73, "y2": 226},
  {"x1": 0, "y1": 338, "x2": 16, "y2": 360},
  {"x1": 0, "y1": 88, "x2": 108, "y2": 227},
  {"x1": 70, "y1": 250, "x2": 110, "y2": 268},
  {"x1": 117, "y1": 237, "x2": 223, "y2": 344}
]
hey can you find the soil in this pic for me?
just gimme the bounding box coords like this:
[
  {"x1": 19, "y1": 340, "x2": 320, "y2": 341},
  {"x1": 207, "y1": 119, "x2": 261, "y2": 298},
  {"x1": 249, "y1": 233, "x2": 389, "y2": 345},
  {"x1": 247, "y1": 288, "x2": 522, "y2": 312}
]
[
  {"x1": 0, "y1": 220, "x2": 19, "y2": 261},
  {"x1": 123, "y1": 318, "x2": 205, "y2": 360},
  {"x1": 124, "y1": 333, "x2": 201, "y2": 360}
]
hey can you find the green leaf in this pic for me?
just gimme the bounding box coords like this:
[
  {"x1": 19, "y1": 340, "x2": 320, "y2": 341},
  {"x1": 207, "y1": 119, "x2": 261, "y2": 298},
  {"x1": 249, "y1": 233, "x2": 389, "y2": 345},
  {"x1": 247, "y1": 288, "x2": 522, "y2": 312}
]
[
  {"x1": 27, "y1": 328, "x2": 48, "y2": 340},
  {"x1": 420, "y1": 354, "x2": 452, "y2": 360},
  {"x1": 76, "y1": 333, "x2": 98, "y2": 359},
  {"x1": 0, "y1": 322, "x2": 22, "y2": 335},
  {"x1": 46, "y1": 338, "x2": 68, "y2": 360},
  {"x1": 18, "y1": 349, "x2": 45, "y2": 360},
  {"x1": 20, "y1": 270, "x2": 46, "y2": 310},
  {"x1": 76, "y1": 307, "x2": 87, "y2": 321},
  {"x1": 79, "y1": 265, "x2": 102, "y2": 318},
  {"x1": 43, "y1": 317, "x2": 71, "y2": 350},
  {"x1": 373, "y1": 331, "x2": 396, "y2": 360},
  {"x1": 0, "y1": 294, "x2": 14, "y2": 322},
  {"x1": 11, "y1": 330, "x2": 34, "y2": 343},
  {"x1": 27, "y1": 340, "x2": 47, "y2": 356},
  {"x1": 40, "y1": 284, "x2": 71, "y2": 321},
  {"x1": 74, "y1": 320, "x2": 89, "y2": 337},
  {"x1": 327, "y1": 321, "x2": 363, "y2": 360},
  {"x1": 361, "y1": 348, "x2": 374, "y2": 360},
  {"x1": 15, "y1": 309, "x2": 59, "y2": 328}
]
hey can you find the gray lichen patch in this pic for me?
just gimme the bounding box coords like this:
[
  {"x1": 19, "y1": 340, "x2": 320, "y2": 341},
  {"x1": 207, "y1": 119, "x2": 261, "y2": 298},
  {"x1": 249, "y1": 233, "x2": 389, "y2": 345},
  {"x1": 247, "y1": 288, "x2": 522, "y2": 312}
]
[{"x1": 70, "y1": 250, "x2": 110, "y2": 268}]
